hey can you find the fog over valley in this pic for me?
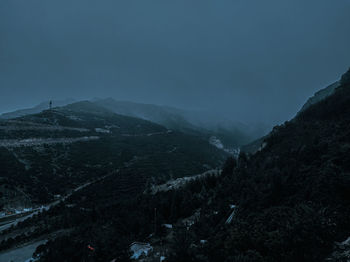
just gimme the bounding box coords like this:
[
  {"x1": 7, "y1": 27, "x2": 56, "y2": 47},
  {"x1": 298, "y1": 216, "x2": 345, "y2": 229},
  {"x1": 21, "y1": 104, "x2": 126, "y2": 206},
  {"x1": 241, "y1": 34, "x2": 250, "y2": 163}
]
[{"x1": 1, "y1": 0, "x2": 350, "y2": 126}]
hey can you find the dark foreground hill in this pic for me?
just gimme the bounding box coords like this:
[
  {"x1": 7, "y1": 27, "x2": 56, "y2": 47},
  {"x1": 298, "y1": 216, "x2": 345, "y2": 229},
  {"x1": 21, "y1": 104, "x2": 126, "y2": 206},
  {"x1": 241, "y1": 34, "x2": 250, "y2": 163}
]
[
  {"x1": 180, "y1": 68, "x2": 350, "y2": 262},
  {"x1": 298, "y1": 81, "x2": 340, "y2": 113}
]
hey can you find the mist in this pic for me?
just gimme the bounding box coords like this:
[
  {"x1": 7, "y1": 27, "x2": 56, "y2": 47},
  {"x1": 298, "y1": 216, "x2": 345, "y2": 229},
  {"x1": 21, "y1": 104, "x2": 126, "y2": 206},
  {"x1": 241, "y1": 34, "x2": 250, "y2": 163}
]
[{"x1": 1, "y1": 0, "x2": 350, "y2": 126}]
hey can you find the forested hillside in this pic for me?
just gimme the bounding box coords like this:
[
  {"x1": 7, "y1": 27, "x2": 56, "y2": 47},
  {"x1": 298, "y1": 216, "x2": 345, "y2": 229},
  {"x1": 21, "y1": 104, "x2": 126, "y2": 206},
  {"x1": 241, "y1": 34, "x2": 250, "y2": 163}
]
[
  {"x1": 18, "y1": 68, "x2": 350, "y2": 262},
  {"x1": 0, "y1": 102, "x2": 227, "y2": 208}
]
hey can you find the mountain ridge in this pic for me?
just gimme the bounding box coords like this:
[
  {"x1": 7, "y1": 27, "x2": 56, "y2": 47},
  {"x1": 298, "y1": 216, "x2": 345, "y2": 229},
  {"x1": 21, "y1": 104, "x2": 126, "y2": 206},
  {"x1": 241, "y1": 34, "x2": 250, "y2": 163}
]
[{"x1": 1, "y1": 98, "x2": 269, "y2": 147}]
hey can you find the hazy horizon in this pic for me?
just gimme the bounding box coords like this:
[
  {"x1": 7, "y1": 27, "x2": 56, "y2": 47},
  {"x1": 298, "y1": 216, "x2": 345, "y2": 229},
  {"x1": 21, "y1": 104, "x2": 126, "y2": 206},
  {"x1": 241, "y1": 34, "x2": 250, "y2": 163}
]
[{"x1": 1, "y1": 0, "x2": 350, "y2": 126}]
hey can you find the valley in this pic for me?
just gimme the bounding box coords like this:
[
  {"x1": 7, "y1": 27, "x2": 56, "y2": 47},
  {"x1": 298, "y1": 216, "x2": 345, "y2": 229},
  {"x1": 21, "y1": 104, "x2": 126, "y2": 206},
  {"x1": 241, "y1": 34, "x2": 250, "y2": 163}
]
[
  {"x1": 1, "y1": 1, "x2": 349, "y2": 260},
  {"x1": 0, "y1": 70, "x2": 349, "y2": 261},
  {"x1": 0, "y1": 100, "x2": 234, "y2": 261},
  {"x1": 0, "y1": 68, "x2": 346, "y2": 262}
]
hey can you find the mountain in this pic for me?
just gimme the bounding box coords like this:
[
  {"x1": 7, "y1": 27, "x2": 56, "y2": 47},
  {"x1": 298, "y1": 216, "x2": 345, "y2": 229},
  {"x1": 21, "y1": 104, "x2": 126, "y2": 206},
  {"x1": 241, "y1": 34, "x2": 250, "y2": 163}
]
[
  {"x1": 164, "y1": 68, "x2": 350, "y2": 261},
  {"x1": 1, "y1": 98, "x2": 268, "y2": 148},
  {"x1": 0, "y1": 99, "x2": 76, "y2": 119},
  {"x1": 94, "y1": 98, "x2": 267, "y2": 147},
  {"x1": 94, "y1": 98, "x2": 196, "y2": 131},
  {"x1": 299, "y1": 81, "x2": 340, "y2": 113},
  {"x1": 20, "y1": 68, "x2": 350, "y2": 262},
  {"x1": 3, "y1": 69, "x2": 349, "y2": 261},
  {"x1": 0, "y1": 101, "x2": 227, "y2": 209},
  {"x1": 241, "y1": 80, "x2": 341, "y2": 154}
]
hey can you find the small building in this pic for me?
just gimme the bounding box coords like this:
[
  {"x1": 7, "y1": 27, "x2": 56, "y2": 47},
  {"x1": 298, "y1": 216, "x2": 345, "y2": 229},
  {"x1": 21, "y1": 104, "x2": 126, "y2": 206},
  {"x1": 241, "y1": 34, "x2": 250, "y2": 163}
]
[{"x1": 130, "y1": 242, "x2": 153, "y2": 260}]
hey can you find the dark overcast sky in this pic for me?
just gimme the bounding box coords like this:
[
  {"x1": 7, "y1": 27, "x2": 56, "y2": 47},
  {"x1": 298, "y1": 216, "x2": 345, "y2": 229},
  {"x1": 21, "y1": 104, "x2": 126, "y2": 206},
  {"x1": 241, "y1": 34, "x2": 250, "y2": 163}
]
[{"x1": 1, "y1": 0, "x2": 350, "y2": 125}]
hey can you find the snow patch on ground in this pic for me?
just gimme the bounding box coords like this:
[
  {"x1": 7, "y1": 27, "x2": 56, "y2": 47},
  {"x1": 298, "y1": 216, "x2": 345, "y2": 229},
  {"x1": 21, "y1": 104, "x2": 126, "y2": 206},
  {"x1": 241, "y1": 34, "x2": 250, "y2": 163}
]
[
  {"x1": 209, "y1": 136, "x2": 224, "y2": 149},
  {"x1": 105, "y1": 125, "x2": 120, "y2": 129},
  {"x1": 0, "y1": 137, "x2": 99, "y2": 148},
  {"x1": 167, "y1": 147, "x2": 177, "y2": 153},
  {"x1": 209, "y1": 136, "x2": 240, "y2": 158},
  {"x1": 95, "y1": 128, "x2": 110, "y2": 133},
  {"x1": 67, "y1": 115, "x2": 82, "y2": 121},
  {"x1": 149, "y1": 169, "x2": 221, "y2": 194},
  {"x1": 122, "y1": 130, "x2": 172, "y2": 137},
  {"x1": 0, "y1": 121, "x2": 89, "y2": 132}
]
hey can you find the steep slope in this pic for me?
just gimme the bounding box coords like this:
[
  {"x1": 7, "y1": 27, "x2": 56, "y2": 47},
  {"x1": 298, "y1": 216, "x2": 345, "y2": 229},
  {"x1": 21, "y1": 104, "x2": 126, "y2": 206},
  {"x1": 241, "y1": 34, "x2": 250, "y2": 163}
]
[
  {"x1": 241, "y1": 80, "x2": 341, "y2": 154},
  {"x1": 299, "y1": 81, "x2": 340, "y2": 113},
  {"x1": 177, "y1": 68, "x2": 350, "y2": 261}
]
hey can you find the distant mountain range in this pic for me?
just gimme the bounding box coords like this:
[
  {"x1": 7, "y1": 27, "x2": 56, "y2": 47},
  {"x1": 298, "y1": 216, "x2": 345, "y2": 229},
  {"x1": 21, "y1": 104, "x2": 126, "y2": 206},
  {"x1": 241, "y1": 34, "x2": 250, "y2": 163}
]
[
  {"x1": 0, "y1": 80, "x2": 342, "y2": 152},
  {"x1": 1, "y1": 98, "x2": 270, "y2": 147},
  {"x1": 1, "y1": 80, "x2": 340, "y2": 158}
]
